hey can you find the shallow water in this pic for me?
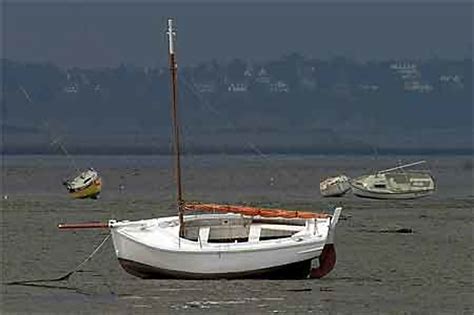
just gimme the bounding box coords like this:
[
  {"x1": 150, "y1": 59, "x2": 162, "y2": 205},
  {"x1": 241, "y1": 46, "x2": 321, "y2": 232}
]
[{"x1": 1, "y1": 155, "x2": 472, "y2": 314}]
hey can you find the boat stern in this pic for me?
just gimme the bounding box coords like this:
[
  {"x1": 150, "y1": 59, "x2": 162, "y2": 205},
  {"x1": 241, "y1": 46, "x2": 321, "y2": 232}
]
[{"x1": 309, "y1": 207, "x2": 342, "y2": 278}]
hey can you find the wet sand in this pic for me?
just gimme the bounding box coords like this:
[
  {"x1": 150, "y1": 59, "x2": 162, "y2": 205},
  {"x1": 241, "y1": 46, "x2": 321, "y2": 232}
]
[{"x1": 1, "y1": 155, "x2": 472, "y2": 313}]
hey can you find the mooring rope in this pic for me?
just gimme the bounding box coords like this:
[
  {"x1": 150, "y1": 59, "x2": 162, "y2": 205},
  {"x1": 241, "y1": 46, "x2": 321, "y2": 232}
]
[
  {"x1": 19, "y1": 85, "x2": 82, "y2": 174},
  {"x1": 6, "y1": 234, "x2": 111, "y2": 286}
]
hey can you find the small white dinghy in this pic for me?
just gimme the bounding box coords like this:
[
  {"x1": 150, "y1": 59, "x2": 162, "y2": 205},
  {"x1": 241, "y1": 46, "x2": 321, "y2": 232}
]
[
  {"x1": 320, "y1": 175, "x2": 351, "y2": 197},
  {"x1": 350, "y1": 161, "x2": 435, "y2": 200},
  {"x1": 58, "y1": 19, "x2": 343, "y2": 280}
]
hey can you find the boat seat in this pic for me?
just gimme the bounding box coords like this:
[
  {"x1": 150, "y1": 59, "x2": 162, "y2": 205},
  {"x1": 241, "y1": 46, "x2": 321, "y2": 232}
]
[
  {"x1": 198, "y1": 226, "x2": 210, "y2": 244},
  {"x1": 305, "y1": 219, "x2": 316, "y2": 234},
  {"x1": 248, "y1": 224, "x2": 261, "y2": 243}
]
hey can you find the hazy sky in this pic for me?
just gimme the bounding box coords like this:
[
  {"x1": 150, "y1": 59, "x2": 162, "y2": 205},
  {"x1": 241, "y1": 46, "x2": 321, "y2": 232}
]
[{"x1": 3, "y1": 1, "x2": 472, "y2": 68}]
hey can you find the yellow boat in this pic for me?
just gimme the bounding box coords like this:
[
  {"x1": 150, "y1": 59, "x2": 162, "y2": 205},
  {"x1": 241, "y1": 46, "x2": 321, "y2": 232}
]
[{"x1": 64, "y1": 168, "x2": 102, "y2": 199}]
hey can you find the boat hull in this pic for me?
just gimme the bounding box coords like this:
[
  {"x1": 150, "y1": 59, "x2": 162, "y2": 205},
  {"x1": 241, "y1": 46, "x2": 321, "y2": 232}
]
[
  {"x1": 110, "y1": 214, "x2": 334, "y2": 280},
  {"x1": 351, "y1": 185, "x2": 434, "y2": 200},
  {"x1": 320, "y1": 176, "x2": 351, "y2": 197},
  {"x1": 69, "y1": 178, "x2": 102, "y2": 199},
  {"x1": 117, "y1": 257, "x2": 313, "y2": 279},
  {"x1": 320, "y1": 182, "x2": 351, "y2": 197},
  {"x1": 350, "y1": 171, "x2": 435, "y2": 200}
]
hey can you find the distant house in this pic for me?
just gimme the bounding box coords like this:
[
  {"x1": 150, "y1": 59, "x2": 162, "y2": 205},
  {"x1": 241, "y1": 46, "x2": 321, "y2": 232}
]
[
  {"x1": 244, "y1": 68, "x2": 253, "y2": 78},
  {"x1": 227, "y1": 82, "x2": 248, "y2": 93},
  {"x1": 403, "y1": 81, "x2": 433, "y2": 93},
  {"x1": 255, "y1": 68, "x2": 271, "y2": 85},
  {"x1": 269, "y1": 80, "x2": 289, "y2": 93},
  {"x1": 63, "y1": 83, "x2": 79, "y2": 94},
  {"x1": 63, "y1": 70, "x2": 80, "y2": 93},
  {"x1": 390, "y1": 62, "x2": 433, "y2": 93},
  {"x1": 439, "y1": 75, "x2": 464, "y2": 89},
  {"x1": 390, "y1": 62, "x2": 420, "y2": 80}
]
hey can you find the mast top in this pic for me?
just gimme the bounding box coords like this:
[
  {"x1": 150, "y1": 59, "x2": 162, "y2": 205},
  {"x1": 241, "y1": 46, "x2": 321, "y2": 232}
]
[{"x1": 167, "y1": 18, "x2": 176, "y2": 55}]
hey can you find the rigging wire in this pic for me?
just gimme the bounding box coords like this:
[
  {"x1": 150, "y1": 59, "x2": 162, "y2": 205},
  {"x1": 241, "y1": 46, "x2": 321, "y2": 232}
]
[
  {"x1": 178, "y1": 75, "x2": 296, "y2": 187},
  {"x1": 45, "y1": 122, "x2": 81, "y2": 174},
  {"x1": 179, "y1": 76, "x2": 270, "y2": 159}
]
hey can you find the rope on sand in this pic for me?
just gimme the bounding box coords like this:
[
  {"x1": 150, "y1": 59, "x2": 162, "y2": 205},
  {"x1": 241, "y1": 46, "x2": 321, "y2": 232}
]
[{"x1": 5, "y1": 234, "x2": 110, "y2": 286}]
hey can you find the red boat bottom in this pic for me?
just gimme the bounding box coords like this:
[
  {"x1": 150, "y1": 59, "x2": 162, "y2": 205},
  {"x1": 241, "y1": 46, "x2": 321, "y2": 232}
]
[{"x1": 310, "y1": 244, "x2": 336, "y2": 279}]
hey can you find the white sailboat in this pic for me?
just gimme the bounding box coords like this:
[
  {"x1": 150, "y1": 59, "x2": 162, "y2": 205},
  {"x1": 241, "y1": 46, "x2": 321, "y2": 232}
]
[
  {"x1": 320, "y1": 175, "x2": 351, "y2": 197},
  {"x1": 350, "y1": 161, "x2": 435, "y2": 200},
  {"x1": 63, "y1": 168, "x2": 102, "y2": 199},
  {"x1": 58, "y1": 18, "x2": 342, "y2": 279}
]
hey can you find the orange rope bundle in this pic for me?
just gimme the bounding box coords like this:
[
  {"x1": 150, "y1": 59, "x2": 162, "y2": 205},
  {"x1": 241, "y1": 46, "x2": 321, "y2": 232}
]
[{"x1": 183, "y1": 202, "x2": 329, "y2": 219}]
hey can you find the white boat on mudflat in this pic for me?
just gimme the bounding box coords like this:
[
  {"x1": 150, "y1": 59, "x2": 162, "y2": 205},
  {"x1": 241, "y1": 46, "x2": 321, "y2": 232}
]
[
  {"x1": 350, "y1": 161, "x2": 435, "y2": 200},
  {"x1": 320, "y1": 175, "x2": 351, "y2": 197},
  {"x1": 109, "y1": 205, "x2": 341, "y2": 279},
  {"x1": 63, "y1": 168, "x2": 102, "y2": 199},
  {"x1": 58, "y1": 19, "x2": 343, "y2": 280}
]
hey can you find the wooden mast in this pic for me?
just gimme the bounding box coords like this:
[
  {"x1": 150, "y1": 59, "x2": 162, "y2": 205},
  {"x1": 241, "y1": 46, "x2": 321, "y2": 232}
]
[{"x1": 166, "y1": 18, "x2": 184, "y2": 236}]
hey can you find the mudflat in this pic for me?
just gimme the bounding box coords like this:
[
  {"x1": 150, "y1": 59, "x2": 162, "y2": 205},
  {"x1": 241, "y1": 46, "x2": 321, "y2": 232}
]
[{"x1": 1, "y1": 155, "x2": 472, "y2": 314}]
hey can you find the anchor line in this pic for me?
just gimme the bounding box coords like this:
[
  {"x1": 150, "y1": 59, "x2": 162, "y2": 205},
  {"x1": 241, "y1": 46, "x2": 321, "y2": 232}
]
[
  {"x1": 5, "y1": 234, "x2": 111, "y2": 285},
  {"x1": 18, "y1": 85, "x2": 81, "y2": 173},
  {"x1": 46, "y1": 124, "x2": 81, "y2": 174}
]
